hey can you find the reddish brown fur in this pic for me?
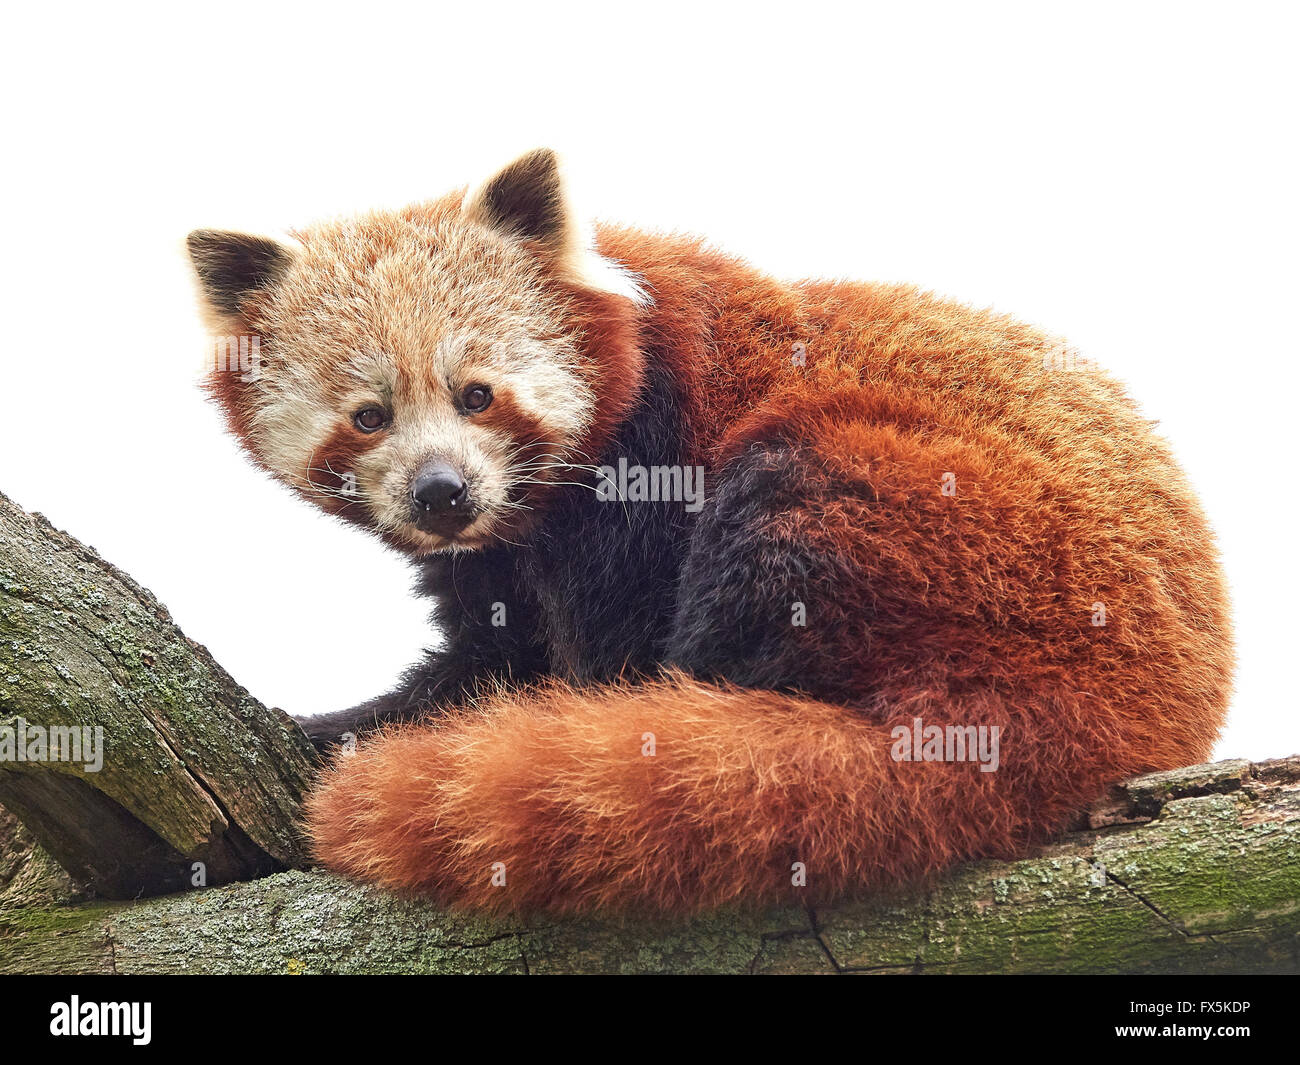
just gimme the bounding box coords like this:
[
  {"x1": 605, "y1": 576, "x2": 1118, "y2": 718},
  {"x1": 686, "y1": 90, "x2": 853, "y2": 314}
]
[
  {"x1": 304, "y1": 218, "x2": 1232, "y2": 913},
  {"x1": 545, "y1": 273, "x2": 646, "y2": 465}
]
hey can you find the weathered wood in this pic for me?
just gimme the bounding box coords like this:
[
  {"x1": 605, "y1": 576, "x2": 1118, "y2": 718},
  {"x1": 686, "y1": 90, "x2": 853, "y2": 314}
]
[
  {"x1": 2, "y1": 756, "x2": 1296, "y2": 974},
  {"x1": 0, "y1": 803, "x2": 79, "y2": 910},
  {"x1": 0, "y1": 487, "x2": 1296, "y2": 973},
  {"x1": 0, "y1": 490, "x2": 318, "y2": 898}
]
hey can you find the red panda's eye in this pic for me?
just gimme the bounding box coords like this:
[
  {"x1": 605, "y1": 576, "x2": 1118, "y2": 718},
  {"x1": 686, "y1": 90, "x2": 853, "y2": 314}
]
[
  {"x1": 354, "y1": 406, "x2": 388, "y2": 432},
  {"x1": 461, "y1": 385, "x2": 493, "y2": 413}
]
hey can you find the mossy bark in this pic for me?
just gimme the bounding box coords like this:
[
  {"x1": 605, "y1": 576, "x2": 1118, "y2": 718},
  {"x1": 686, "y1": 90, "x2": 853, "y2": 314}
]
[
  {"x1": 0, "y1": 490, "x2": 318, "y2": 898},
  {"x1": 0, "y1": 489, "x2": 1296, "y2": 974},
  {"x1": 1, "y1": 756, "x2": 1296, "y2": 975}
]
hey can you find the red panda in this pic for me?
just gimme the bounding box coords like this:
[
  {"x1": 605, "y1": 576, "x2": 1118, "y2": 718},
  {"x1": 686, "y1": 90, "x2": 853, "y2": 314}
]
[{"x1": 187, "y1": 148, "x2": 1233, "y2": 914}]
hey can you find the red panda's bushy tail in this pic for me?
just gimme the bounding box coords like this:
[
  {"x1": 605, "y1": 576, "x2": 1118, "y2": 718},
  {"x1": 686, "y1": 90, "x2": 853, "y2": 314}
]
[{"x1": 305, "y1": 672, "x2": 1174, "y2": 914}]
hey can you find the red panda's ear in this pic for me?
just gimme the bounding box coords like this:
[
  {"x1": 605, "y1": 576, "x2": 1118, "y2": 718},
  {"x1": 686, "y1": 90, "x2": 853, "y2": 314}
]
[
  {"x1": 186, "y1": 229, "x2": 294, "y2": 327},
  {"x1": 462, "y1": 148, "x2": 579, "y2": 261}
]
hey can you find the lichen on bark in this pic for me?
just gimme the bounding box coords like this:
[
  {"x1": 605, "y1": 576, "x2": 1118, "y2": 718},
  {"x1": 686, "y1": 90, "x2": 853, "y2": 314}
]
[{"x1": 1, "y1": 489, "x2": 1296, "y2": 975}]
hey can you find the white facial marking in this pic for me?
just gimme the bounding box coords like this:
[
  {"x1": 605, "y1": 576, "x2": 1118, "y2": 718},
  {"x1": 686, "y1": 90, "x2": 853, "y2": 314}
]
[{"x1": 237, "y1": 208, "x2": 599, "y2": 554}]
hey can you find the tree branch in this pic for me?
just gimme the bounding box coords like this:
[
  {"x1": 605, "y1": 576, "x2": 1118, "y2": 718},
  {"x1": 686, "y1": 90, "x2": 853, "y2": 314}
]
[
  {"x1": 0, "y1": 490, "x2": 317, "y2": 898},
  {"x1": 1, "y1": 490, "x2": 1296, "y2": 974}
]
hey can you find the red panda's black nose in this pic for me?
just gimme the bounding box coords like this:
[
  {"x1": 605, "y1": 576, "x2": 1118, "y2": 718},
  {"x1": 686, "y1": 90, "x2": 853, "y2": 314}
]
[{"x1": 411, "y1": 463, "x2": 469, "y2": 515}]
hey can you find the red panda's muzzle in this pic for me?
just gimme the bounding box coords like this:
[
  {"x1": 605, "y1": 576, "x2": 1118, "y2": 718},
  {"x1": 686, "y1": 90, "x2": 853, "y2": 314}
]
[{"x1": 409, "y1": 459, "x2": 477, "y2": 538}]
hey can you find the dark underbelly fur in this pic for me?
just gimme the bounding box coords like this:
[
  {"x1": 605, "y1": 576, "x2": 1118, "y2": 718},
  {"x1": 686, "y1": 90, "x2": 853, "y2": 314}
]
[
  {"x1": 521, "y1": 358, "x2": 693, "y2": 680},
  {"x1": 300, "y1": 355, "x2": 700, "y2": 747}
]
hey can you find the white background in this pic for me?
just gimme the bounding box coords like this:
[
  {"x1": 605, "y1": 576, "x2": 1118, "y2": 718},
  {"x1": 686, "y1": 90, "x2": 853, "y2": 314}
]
[{"x1": 1, "y1": 2, "x2": 1295, "y2": 758}]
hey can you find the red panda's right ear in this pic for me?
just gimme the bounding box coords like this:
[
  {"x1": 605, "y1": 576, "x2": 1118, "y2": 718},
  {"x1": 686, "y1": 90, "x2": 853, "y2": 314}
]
[{"x1": 186, "y1": 229, "x2": 294, "y2": 328}]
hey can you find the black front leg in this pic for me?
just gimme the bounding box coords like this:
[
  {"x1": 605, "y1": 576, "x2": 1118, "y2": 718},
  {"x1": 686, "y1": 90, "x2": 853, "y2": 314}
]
[
  {"x1": 296, "y1": 645, "x2": 476, "y2": 749},
  {"x1": 298, "y1": 546, "x2": 548, "y2": 750}
]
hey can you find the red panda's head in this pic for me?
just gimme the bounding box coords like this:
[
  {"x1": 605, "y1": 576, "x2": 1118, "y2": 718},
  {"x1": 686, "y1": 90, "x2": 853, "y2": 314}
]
[{"x1": 187, "y1": 149, "x2": 646, "y2": 555}]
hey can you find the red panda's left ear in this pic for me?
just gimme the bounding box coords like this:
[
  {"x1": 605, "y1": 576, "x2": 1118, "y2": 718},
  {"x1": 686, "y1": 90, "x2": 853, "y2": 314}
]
[
  {"x1": 462, "y1": 148, "x2": 579, "y2": 262},
  {"x1": 186, "y1": 229, "x2": 295, "y2": 330}
]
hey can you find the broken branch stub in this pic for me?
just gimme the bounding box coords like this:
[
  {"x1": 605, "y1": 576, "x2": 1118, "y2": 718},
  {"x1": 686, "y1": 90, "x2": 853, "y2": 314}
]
[{"x1": 0, "y1": 490, "x2": 318, "y2": 898}]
